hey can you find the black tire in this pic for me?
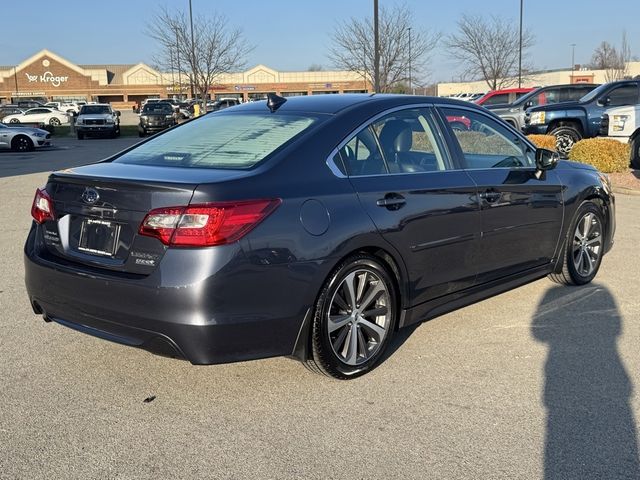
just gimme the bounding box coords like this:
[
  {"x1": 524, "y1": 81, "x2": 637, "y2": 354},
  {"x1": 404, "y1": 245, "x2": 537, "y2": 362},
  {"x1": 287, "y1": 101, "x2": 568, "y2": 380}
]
[
  {"x1": 138, "y1": 129, "x2": 145, "y2": 137},
  {"x1": 550, "y1": 125, "x2": 582, "y2": 157},
  {"x1": 550, "y1": 201, "x2": 605, "y2": 286},
  {"x1": 9, "y1": 118, "x2": 19, "y2": 124},
  {"x1": 630, "y1": 136, "x2": 640, "y2": 170},
  {"x1": 305, "y1": 254, "x2": 398, "y2": 379},
  {"x1": 77, "y1": 132, "x2": 84, "y2": 140},
  {"x1": 49, "y1": 117, "x2": 61, "y2": 126},
  {"x1": 11, "y1": 135, "x2": 34, "y2": 152}
]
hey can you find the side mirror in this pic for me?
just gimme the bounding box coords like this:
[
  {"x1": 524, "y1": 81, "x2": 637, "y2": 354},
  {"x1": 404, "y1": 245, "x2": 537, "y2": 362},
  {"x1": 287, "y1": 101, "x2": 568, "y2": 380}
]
[
  {"x1": 535, "y1": 148, "x2": 559, "y2": 172},
  {"x1": 524, "y1": 100, "x2": 533, "y2": 109},
  {"x1": 598, "y1": 96, "x2": 611, "y2": 106}
]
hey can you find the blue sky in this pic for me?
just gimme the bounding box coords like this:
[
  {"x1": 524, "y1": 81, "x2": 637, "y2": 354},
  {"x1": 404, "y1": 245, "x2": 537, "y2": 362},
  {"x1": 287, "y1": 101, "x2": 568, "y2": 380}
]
[{"x1": 2, "y1": 0, "x2": 638, "y2": 83}]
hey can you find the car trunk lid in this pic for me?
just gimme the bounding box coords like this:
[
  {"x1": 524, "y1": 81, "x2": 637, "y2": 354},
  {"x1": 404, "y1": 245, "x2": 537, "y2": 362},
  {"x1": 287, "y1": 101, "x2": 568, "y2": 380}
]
[{"x1": 39, "y1": 162, "x2": 247, "y2": 275}]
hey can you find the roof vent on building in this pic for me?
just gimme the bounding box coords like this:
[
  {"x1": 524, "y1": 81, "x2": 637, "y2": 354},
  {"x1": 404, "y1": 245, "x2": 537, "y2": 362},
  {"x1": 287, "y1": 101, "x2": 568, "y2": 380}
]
[{"x1": 267, "y1": 93, "x2": 287, "y2": 113}]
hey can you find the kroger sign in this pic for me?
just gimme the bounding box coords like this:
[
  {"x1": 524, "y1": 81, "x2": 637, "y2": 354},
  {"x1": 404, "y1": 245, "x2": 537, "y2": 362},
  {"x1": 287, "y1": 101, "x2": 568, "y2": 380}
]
[{"x1": 24, "y1": 71, "x2": 69, "y2": 87}]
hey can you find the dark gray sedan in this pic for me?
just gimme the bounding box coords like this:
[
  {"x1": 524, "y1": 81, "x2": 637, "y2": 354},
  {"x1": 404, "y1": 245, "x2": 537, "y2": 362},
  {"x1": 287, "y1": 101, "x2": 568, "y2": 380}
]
[{"x1": 24, "y1": 94, "x2": 615, "y2": 379}]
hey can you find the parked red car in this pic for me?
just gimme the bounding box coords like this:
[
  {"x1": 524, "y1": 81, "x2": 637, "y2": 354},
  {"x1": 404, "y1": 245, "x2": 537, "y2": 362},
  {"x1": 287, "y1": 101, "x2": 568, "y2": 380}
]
[{"x1": 475, "y1": 88, "x2": 536, "y2": 107}]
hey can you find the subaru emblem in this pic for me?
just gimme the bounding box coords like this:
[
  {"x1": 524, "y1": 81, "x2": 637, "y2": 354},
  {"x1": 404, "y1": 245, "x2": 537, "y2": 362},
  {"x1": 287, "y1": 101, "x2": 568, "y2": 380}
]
[{"x1": 81, "y1": 187, "x2": 100, "y2": 204}]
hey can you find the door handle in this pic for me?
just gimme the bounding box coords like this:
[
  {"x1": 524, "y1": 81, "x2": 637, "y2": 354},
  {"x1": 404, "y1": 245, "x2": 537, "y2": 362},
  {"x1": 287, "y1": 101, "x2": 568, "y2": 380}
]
[
  {"x1": 376, "y1": 194, "x2": 406, "y2": 210},
  {"x1": 479, "y1": 190, "x2": 501, "y2": 203}
]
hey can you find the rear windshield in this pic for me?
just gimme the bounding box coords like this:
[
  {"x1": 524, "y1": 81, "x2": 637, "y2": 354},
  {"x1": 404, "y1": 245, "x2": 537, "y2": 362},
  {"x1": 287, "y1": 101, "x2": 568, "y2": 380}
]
[
  {"x1": 114, "y1": 112, "x2": 322, "y2": 169},
  {"x1": 81, "y1": 106, "x2": 110, "y2": 114}
]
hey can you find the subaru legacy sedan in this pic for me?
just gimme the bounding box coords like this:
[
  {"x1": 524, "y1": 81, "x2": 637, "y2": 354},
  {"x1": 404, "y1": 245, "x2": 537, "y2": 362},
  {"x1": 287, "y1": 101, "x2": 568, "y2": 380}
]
[{"x1": 24, "y1": 94, "x2": 615, "y2": 379}]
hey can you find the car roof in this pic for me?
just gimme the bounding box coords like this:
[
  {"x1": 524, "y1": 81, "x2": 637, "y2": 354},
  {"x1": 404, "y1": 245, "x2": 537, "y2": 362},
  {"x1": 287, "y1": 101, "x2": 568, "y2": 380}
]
[{"x1": 231, "y1": 93, "x2": 475, "y2": 115}]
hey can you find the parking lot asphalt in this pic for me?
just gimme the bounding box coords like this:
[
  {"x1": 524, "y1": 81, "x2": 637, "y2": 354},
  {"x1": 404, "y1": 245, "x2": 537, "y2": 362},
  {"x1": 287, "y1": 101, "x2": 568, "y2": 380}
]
[{"x1": 1, "y1": 140, "x2": 639, "y2": 479}]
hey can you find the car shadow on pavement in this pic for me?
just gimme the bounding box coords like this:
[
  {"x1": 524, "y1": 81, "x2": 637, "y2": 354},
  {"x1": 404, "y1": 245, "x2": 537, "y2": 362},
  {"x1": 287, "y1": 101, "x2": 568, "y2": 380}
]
[
  {"x1": 531, "y1": 284, "x2": 640, "y2": 479},
  {"x1": 380, "y1": 323, "x2": 421, "y2": 363}
]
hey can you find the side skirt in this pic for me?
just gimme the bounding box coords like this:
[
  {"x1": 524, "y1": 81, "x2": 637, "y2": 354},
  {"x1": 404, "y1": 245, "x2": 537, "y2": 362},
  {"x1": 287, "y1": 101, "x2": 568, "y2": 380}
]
[{"x1": 399, "y1": 264, "x2": 553, "y2": 328}]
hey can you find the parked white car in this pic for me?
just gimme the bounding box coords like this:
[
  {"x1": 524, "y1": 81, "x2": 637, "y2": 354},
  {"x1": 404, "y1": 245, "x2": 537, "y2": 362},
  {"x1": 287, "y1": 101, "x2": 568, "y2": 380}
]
[
  {"x1": 602, "y1": 104, "x2": 640, "y2": 168},
  {"x1": 2, "y1": 107, "x2": 70, "y2": 126},
  {"x1": 45, "y1": 102, "x2": 79, "y2": 114}
]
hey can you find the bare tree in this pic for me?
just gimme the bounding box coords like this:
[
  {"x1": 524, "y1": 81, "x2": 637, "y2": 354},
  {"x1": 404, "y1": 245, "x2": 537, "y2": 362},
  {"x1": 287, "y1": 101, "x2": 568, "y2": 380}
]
[
  {"x1": 591, "y1": 41, "x2": 619, "y2": 70},
  {"x1": 328, "y1": 4, "x2": 439, "y2": 93},
  {"x1": 446, "y1": 14, "x2": 535, "y2": 91},
  {"x1": 146, "y1": 7, "x2": 253, "y2": 108},
  {"x1": 591, "y1": 33, "x2": 632, "y2": 81}
]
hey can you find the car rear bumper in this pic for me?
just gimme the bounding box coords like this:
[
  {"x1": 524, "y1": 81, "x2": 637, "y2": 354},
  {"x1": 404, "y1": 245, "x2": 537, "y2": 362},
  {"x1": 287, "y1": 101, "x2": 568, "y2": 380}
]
[{"x1": 24, "y1": 227, "x2": 312, "y2": 365}]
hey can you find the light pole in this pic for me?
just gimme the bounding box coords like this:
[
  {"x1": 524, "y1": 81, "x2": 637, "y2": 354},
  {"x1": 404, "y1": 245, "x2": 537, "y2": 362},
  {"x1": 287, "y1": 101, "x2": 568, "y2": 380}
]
[
  {"x1": 407, "y1": 27, "x2": 412, "y2": 95},
  {"x1": 373, "y1": 0, "x2": 380, "y2": 93},
  {"x1": 13, "y1": 66, "x2": 19, "y2": 97},
  {"x1": 570, "y1": 43, "x2": 576, "y2": 82},
  {"x1": 176, "y1": 28, "x2": 183, "y2": 99},
  {"x1": 188, "y1": 0, "x2": 197, "y2": 104},
  {"x1": 518, "y1": 0, "x2": 523, "y2": 88}
]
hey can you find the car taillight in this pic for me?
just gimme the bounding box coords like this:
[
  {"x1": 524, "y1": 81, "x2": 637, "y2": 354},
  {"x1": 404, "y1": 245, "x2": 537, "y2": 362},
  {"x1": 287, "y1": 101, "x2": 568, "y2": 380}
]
[
  {"x1": 139, "y1": 199, "x2": 281, "y2": 247},
  {"x1": 31, "y1": 187, "x2": 55, "y2": 224}
]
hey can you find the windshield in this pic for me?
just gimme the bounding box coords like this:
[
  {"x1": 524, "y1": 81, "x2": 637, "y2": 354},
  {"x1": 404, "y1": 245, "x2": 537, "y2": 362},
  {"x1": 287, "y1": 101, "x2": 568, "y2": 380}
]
[
  {"x1": 579, "y1": 83, "x2": 610, "y2": 103},
  {"x1": 81, "y1": 106, "x2": 110, "y2": 115},
  {"x1": 142, "y1": 104, "x2": 173, "y2": 114},
  {"x1": 114, "y1": 112, "x2": 322, "y2": 169}
]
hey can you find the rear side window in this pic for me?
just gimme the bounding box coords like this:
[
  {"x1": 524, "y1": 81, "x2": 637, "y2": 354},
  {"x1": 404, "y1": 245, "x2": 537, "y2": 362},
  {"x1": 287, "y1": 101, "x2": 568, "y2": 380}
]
[
  {"x1": 115, "y1": 113, "x2": 321, "y2": 169},
  {"x1": 337, "y1": 108, "x2": 449, "y2": 176}
]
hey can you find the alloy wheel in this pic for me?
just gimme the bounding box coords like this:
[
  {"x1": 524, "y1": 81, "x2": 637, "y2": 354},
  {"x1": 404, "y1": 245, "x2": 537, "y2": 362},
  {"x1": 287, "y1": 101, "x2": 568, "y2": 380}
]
[
  {"x1": 15, "y1": 137, "x2": 30, "y2": 151},
  {"x1": 571, "y1": 212, "x2": 602, "y2": 277},
  {"x1": 555, "y1": 134, "x2": 575, "y2": 156},
  {"x1": 327, "y1": 269, "x2": 391, "y2": 366}
]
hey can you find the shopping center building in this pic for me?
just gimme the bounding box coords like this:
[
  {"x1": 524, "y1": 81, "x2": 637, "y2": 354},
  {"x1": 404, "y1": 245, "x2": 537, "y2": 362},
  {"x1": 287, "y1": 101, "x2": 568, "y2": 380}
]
[{"x1": 0, "y1": 50, "x2": 371, "y2": 108}]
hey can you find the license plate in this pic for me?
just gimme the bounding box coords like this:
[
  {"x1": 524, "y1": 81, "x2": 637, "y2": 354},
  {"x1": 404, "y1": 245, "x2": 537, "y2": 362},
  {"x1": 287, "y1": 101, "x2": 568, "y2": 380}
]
[{"x1": 78, "y1": 219, "x2": 120, "y2": 257}]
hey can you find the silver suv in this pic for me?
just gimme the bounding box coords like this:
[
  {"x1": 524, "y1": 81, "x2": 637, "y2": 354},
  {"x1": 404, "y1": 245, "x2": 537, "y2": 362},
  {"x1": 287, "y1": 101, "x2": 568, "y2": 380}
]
[{"x1": 75, "y1": 104, "x2": 120, "y2": 139}]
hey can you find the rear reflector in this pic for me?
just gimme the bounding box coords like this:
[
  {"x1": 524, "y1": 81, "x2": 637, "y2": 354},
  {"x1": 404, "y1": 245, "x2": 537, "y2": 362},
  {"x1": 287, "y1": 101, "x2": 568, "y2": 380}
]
[
  {"x1": 139, "y1": 199, "x2": 281, "y2": 247},
  {"x1": 31, "y1": 187, "x2": 55, "y2": 224}
]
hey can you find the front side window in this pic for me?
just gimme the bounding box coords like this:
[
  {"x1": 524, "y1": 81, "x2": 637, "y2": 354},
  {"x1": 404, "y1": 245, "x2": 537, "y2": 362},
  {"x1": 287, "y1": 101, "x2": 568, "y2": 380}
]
[
  {"x1": 115, "y1": 112, "x2": 322, "y2": 169},
  {"x1": 606, "y1": 85, "x2": 638, "y2": 107},
  {"x1": 441, "y1": 107, "x2": 534, "y2": 169}
]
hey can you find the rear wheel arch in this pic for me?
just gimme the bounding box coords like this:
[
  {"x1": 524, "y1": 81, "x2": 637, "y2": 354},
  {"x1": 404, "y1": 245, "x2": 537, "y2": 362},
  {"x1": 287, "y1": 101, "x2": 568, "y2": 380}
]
[
  {"x1": 305, "y1": 251, "x2": 401, "y2": 378},
  {"x1": 354, "y1": 247, "x2": 406, "y2": 318}
]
